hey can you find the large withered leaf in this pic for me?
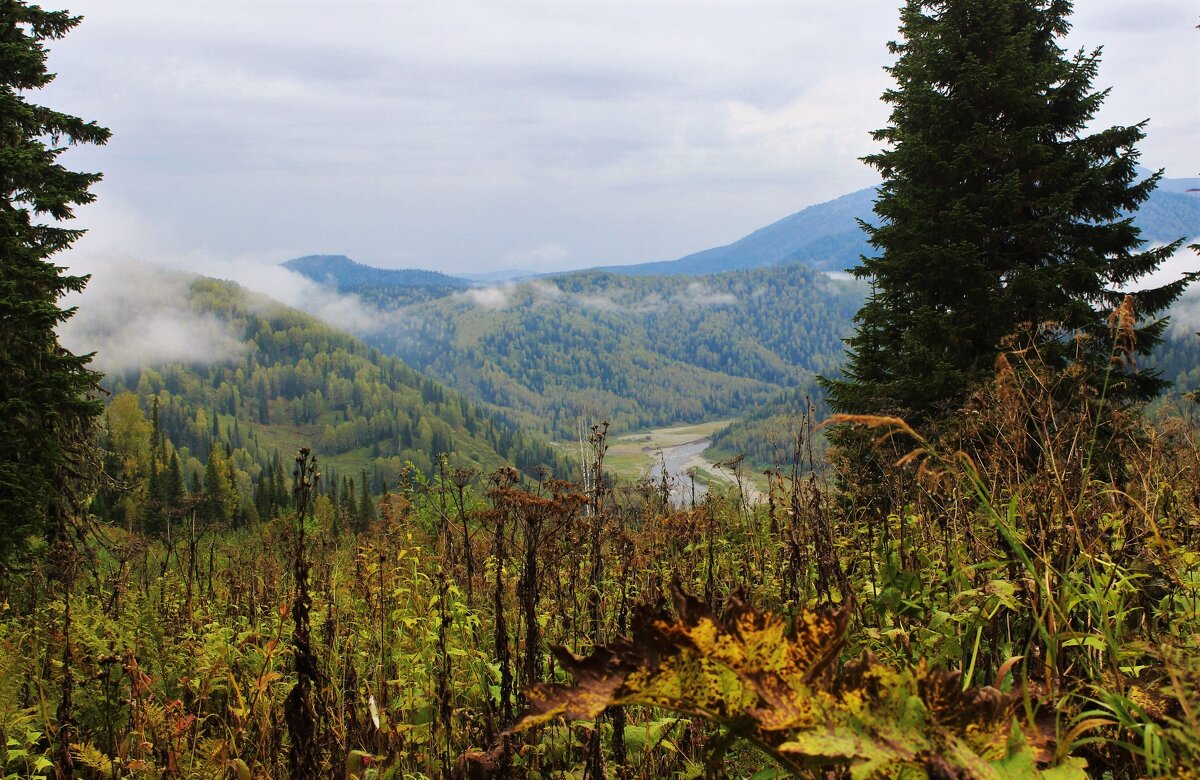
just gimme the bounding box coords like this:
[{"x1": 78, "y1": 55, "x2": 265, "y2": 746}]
[
  {"x1": 509, "y1": 590, "x2": 1080, "y2": 778},
  {"x1": 516, "y1": 592, "x2": 761, "y2": 728},
  {"x1": 917, "y1": 664, "x2": 1022, "y2": 759},
  {"x1": 657, "y1": 589, "x2": 851, "y2": 731},
  {"x1": 664, "y1": 589, "x2": 850, "y2": 684},
  {"x1": 515, "y1": 587, "x2": 848, "y2": 733}
]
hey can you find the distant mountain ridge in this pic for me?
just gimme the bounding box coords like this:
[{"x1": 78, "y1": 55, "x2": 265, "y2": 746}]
[
  {"x1": 596, "y1": 187, "x2": 877, "y2": 276},
  {"x1": 457, "y1": 268, "x2": 540, "y2": 282},
  {"x1": 1154, "y1": 175, "x2": 1200, "y2": 194},
  {"x1": 283, "y1": 254, "x2": 471, "y2": 290},
  {"x1": 597, "y1": 175, "x2": 1200, "y2": 278},
  {"x1": 283, "y1": 176, "x2": 1199, "y2": 289}
]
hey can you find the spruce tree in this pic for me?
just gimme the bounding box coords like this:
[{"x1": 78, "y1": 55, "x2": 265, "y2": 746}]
[
  {"x1": 823, "y1": 0, "x2": 1188, "y2": 424},
  {"x1": 343, "y1": 476, "x2": 359, "y2": 532},
  {"x1": 0, "y1": 4, "x2": 109, "y2": 567},
  {"x1": 142, "y1": 457, "x2": 167, "y2": 537},
  {"x1": 359, "y1": 469, "x2": 374, "y2": 528},
  {"x1": 202, "y1": 447, "x2": 235, "y2": 526},
  {"x1": 273, "y1": 453, "x2": 288, "y2": 510},
  {"x1": 166, "y1": 452, "x2": 184, "y2": 505}
]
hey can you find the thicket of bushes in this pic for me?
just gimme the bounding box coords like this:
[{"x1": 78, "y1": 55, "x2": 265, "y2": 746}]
[{"x1": 2, "y1": 336, "x2": 1197, "y2": 778}]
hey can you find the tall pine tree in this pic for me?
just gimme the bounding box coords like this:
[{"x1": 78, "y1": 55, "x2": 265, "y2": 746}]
[
  {"x1": 0, "y1": 4, "x2": 109, "y2": 567},
  {"x1": 823, "y1": 0, "x2": 1189, "y2": 424}
]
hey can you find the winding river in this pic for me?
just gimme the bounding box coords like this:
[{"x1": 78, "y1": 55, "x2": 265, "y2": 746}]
[{"x1": 645, "y1": 437, "x2": 764, "y2": 508}]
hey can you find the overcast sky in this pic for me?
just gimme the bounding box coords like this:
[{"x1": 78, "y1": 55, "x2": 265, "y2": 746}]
[{"x1": 46, "y1": 1, "x2": 1200, "y2": 276}]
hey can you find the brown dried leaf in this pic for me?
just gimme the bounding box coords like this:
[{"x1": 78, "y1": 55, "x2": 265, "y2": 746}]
[{"x1": 509, "y1": 590, "x2": 1062, "y2": 777}]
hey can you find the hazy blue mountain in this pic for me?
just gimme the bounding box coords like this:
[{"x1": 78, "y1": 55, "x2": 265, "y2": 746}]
[
  {"x1": 283, "y1": 254, "x2": 471, "y2": 290},
  {"x1": 1134, "y1": 191, "x2": 1200, "y2": 245},
  {"x1": 284, "y1": 175, "x2": 1198, "y2": 288},
  {"x1": 1154, "y1": 176, "x2": 1200, "y2": 194},
  {"x1": 598, "y1": 176, "x2": 1200, "y2": 277},
  {"x1": 457, "y1": 268, "x2": 541, "y2": 282},
  {"x1": 595, "y1": 188, "x2": 876, "y2": 276}
]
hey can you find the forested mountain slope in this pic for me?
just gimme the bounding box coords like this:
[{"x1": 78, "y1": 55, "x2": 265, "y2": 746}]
[
  {"x1": 706, "y1": 387, "x2": 831, "y2": 470},
  {"x1": 365, "y1": 265, "x2": 865, "y2": 437},
  {"x1": 90, "y1": 275, "x2": 560, "y2": 529},
  {"x1": 273, "y1": 179, "x2": 1195, "y2": 448},
  {"x1": 712, "y1": 293, "x2": 1200, "y2": 471},
  {"x1": 1145, "y1": 290, "x2": 1200, "y2": 399}
]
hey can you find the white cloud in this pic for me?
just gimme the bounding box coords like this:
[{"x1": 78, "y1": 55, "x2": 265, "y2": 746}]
[
  {"x1": 454, "y1": 279, "x2": 571, "y2": 310},
  {"x1": 682, "y1": 281, "x2": 737, "y2": 307},
  {"x1": 526, "y1": 280, "x2": 563, "y2": 299},
  {"x1": 576, "y1": 293, "x2": 620, "y2": 312},
  {"x1": 462, "y1": 286, "x2": 516, "y2": 310},
  {"x1": 57, "y1": 257, "x2": 246, "y2": 374}
]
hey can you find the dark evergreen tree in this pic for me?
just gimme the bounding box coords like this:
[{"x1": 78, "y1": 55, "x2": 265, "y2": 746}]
[
  {"x1": 254, "y1": 473, "x2": 270, "y2": 522},
  {"x1": 343, "y1": 476, "x2": 359, "y2": 532},
  {"x1": 0, "y1": 3, "x2": 109, "y2": 567},
  {"x1": 258, "y1": 379, "x2": 270, "y2": 423},
  {"x1": 272, "y1": 453, "x2": 288, "y2": 511},
  {"x1": 201, "y1": 448, "x2": 233, "y2": 526},
  {"x1": 225, "y1": 444, "x2": 244, "y2": 526},
  {"x1": 150, "y1": 396, "x2": 162, "y2": 452},
  {"x1": 143, "y1": 458, "x2": 163, "y2": 535},
  {"x1": 823, "y1": 0, "x2": 1189, "y2": 423},
  {"x1": 359, "y1": 469, "x2": 374, "y2": 528},
  {"x1": 166, "y1": 452, "x2": 184, "y2": 505},
  {"x1": 91, "y1": 414, "x2": 121, "y2": 523}
]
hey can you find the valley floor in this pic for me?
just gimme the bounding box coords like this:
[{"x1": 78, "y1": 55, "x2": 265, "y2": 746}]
[{"x1": 601, "y1": 420, "x2": 766, "y2": 505}]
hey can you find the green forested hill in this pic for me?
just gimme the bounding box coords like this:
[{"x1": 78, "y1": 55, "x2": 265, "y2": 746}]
[
  {"x1": 365, "y1": 265, "x2": 866, "y2": 437},
  {"x1": 711, "y1": 293, "x2": 1200, "y2": 472},
  {"x1": 93, "y1": 275, "x2": 561, "y2": 530},
  {"x1": 1144, "y1": 291, "x2": 1200, "y2": 401},
  {"x1": 706, "y1": 387, "x2": 831, "y2": 471},
  {"x1": 275, "y1": 250, "x2": 1200, "y2": 467}
]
